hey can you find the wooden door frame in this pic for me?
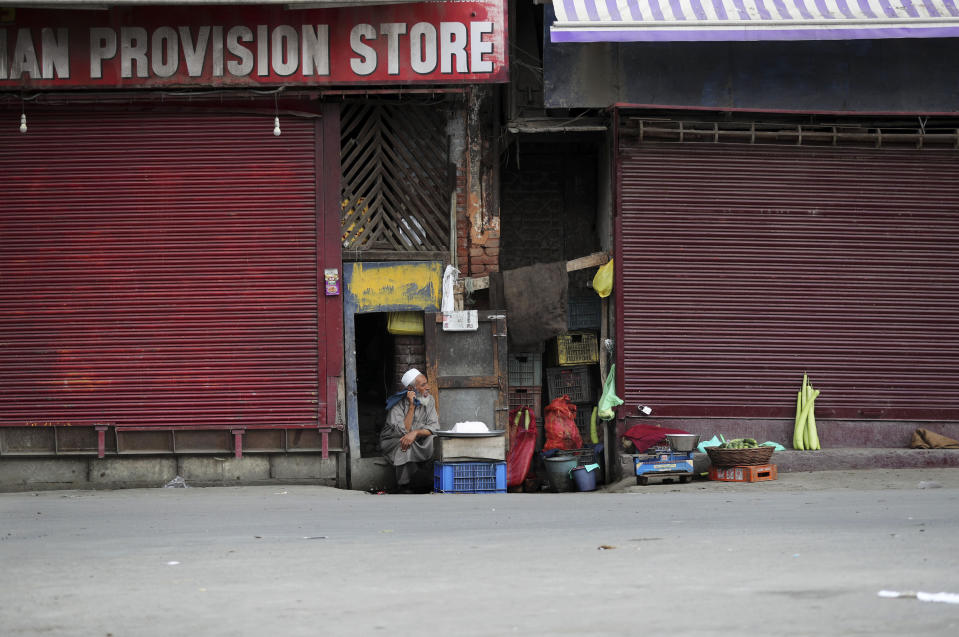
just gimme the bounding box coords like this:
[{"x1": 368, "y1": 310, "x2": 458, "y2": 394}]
[
  {"x1": 423, "y1": 311, "x2": 509, "y2": 433},
  {"x1": 341, "y1": 261, "x2": 445, "y2": 485}
]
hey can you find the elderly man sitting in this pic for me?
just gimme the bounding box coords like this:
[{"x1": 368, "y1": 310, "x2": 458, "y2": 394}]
[{"x1": 380, "y1": 368, "x2": 438, "y2": 493}]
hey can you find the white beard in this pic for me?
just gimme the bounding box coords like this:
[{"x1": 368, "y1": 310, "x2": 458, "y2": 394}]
[{"x1": 417, "y1": 394, "x2": 433, "y2": 408}]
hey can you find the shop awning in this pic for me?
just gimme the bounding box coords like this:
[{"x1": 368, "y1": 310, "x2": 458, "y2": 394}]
[
  {"x1": 4, "y1": 1, "x2": 418, "y2": 6},
  {"x1": 549, "y1": 0, "x2": 959, "y2": 42}
]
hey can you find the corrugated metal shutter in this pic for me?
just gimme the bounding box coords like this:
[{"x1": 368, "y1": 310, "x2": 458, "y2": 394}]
[
  {"x1": 1, "y1": 109, "x2": 324, "y2": 427},
  {"x1": 618, "y1": 142, "x2": 959, "y2": 420}
]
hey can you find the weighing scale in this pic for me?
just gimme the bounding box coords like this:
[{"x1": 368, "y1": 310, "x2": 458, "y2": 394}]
[{"x1": 634, "y1": 445, "x2": 694, "y2": 485}]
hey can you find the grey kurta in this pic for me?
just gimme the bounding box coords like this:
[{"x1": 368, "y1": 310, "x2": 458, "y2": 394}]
[{"x1": 380, "y1": 399, "x2": 439, "y2": 466}]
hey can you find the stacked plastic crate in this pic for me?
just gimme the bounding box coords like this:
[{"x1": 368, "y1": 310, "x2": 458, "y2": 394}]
[
  {"x1": 508, "y1": 352, "x2": 544, "y2": 448},
  {"x1": 433, "y1": 351, "x2": 542, "y2": 492},
  {"x1": 546, "y1": 296, "x2": 603, "y2": 445}
]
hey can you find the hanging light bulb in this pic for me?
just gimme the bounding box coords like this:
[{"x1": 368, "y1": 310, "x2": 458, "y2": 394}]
[
  {"x1": 19, "y1": 112, "x2": 27, "y2": 134},
  {"x1": 272, "y1": 92, "x2": 282, "y2": 137}
]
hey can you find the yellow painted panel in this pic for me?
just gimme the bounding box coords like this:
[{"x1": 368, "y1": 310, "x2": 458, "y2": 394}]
[{"x1": 349, "y1": 262, "x2": 443, "y2": 313}]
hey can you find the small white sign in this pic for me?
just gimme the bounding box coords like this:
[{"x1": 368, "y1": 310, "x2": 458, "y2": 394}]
[{"x1": 443, "y1": 310, "x2": 478, "y2": 331}]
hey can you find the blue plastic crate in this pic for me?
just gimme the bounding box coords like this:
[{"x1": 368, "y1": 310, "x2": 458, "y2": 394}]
[{"x1": 434, "y1": 461, "x2": 507, "y2": 494}]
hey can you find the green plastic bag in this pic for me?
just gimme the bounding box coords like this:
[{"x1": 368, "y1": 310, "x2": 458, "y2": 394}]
[{"x1": 597, "y1": 364, "x2": 624, "y2": 420}]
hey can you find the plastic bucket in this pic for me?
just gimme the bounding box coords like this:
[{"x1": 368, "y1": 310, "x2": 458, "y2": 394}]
[
  {"x1": 572, "y1": 466, "x2": 597, "y2": 492},
  {"x1": 544, "y1": 456, "x2": 577, "y2": 493}
]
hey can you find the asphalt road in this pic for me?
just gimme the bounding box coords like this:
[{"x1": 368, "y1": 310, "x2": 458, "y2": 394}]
[{"x1": 2, "y1": 469, "x2": 957, "y2": 636}]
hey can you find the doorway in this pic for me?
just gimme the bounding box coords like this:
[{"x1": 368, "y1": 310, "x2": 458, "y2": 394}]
[
  {"x1": 354, "y1": 312, "x2": 429, "y2": 457},
  {"x1": 341, "y1": 260, "x2": 444, "y2": 490},
  {"x1": 354, "y1": 313, "x2": 391, "y2": 457}
]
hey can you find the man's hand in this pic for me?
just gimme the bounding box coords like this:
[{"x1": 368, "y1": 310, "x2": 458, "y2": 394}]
[
  {"x1": 400, "y1": 431, "x2": 418, "y2": 451},
  {"x1": 406, "y1": 390, "x2": 416, "y2": 405}
]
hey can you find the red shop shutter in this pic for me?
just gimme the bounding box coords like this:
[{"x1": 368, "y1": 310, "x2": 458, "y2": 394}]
[
  {"x1": 618, "y1": 142, "x2": 959, "y2": 421},
  {"x1": 1, "y1": 109, "x2": 325, "y2": 428}
]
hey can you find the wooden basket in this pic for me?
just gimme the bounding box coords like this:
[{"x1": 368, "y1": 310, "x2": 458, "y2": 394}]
[{"x1": 706, "y1": 446, "x2": 775, "y2": 467}]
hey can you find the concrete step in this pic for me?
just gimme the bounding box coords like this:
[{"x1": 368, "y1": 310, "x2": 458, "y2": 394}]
[
  {"x1": 769, "y1": 448, "x2": 959, "y2": 472},
  {"x1": 635, "y1": 420, "x2": 959, "y2": 451},
  {"x1": 619, "y1": 448, "x2": 959, "y2": 480}
]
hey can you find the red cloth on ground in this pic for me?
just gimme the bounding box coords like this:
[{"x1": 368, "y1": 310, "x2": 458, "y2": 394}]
[{"x1": 623, "y1": 424, "x2": 692, "y2": 453}]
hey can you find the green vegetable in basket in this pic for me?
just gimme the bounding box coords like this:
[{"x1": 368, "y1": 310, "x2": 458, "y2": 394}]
[{"x1": 718, "y1": 438, "x2": 759, "y2": 449}]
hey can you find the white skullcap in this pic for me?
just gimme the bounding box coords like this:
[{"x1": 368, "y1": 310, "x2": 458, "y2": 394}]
[{"x1": 401, "y1": 368, "x2": 422, "y2": 387}]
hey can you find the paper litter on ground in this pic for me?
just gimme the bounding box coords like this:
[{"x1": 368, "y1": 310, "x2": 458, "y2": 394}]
[{"x1": 878, "y1": 590, "x2": 959, "y2": 604}]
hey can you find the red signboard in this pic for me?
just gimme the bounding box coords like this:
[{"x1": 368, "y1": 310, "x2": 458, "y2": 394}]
[{"x1": 0, "y1": 2, "x2": 507, "y2": 89}]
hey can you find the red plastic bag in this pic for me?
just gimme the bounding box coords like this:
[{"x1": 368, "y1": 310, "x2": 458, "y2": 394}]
[
  {"x1": 543, "y1": 395, "x2": 583, "y2": 451},
  {"x1": 507, "y1": 406, "x2": 537, "y2": 487}
]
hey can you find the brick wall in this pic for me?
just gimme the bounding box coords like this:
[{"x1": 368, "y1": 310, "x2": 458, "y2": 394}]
[
  {"x1": 457, "y1": 87, "x2": 501, "y2": 280},
  {"x1": 392, "y1": 335, "x2": 425, "y2": 391}
]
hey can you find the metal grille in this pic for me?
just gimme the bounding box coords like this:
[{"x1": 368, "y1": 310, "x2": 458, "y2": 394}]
[
  {"x1": 0, "y1": 108, "x2": 324, "y2": 428},
  {"x1": 617, "y1": 140, "x2": 959, "y2": 421},
  {"x1": 627, "y1": 118, "x2": 959, "y2": 149},
  {"x1": 340, "y1": 102, "x2": 451, "y2": 253}
]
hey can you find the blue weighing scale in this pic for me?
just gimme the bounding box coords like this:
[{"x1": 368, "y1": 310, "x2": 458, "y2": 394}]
[{"x1": 634, "y1": 446, "x2": 694, "y2": 485}]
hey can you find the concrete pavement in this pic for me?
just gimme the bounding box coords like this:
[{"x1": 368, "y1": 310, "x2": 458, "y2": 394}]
[{"x1": 1, "y1": 468, "x2": 957, "y2": 636}]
